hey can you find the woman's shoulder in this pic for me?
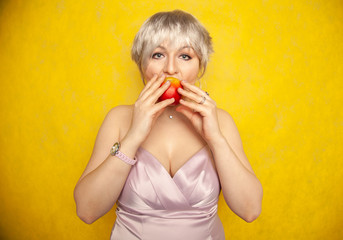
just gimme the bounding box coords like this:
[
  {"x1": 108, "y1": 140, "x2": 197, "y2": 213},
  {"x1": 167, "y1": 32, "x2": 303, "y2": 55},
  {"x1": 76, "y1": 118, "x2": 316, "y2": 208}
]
[
  {"x1": 101, "y1": 105, "x2": 134, "y2": 140},
  {"x1": 106, "y1": 104, "x2": 134, "y2": 119},
  {"x1": 217, "y1": 107, "x2": 235, "y2": 126},
  {"x1": 102, "y1": 105, "x2": 133, "y2": 128},
  {"x1": 216, "y1": 107, "x2": 245, "y2": 149},
  {"x1": 216, "y1": 107, "x2": 241, "y2": 138}
]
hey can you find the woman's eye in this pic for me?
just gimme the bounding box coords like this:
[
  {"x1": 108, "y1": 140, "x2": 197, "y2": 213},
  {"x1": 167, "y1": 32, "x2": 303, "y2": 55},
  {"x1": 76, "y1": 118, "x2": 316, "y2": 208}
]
[
  {"x1": 152, "y1": 53, "x2": 163, "y2": 59},
  {"x1": 180, "y1": 54, "x2": 191, "y2": 60}
]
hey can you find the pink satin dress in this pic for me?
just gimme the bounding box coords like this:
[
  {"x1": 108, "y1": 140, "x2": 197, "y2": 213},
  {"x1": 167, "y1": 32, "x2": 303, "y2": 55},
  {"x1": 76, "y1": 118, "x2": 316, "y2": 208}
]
[{"x1": 110, "y1": 146, "x2": 225, "y2": 240}]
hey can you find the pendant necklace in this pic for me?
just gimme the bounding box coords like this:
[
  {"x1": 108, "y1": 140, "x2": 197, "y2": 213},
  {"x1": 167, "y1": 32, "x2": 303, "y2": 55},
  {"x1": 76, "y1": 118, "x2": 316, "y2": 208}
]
[{"x1": 167, "y1": 107, "x2": 176, "y2": 119}]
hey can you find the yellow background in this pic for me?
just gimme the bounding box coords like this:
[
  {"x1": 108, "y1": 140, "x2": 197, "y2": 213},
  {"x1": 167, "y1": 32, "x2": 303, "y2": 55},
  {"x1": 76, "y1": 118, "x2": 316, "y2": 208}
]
[{"x1": 0, "y1": 0, "x2": 342, "y2": 239}]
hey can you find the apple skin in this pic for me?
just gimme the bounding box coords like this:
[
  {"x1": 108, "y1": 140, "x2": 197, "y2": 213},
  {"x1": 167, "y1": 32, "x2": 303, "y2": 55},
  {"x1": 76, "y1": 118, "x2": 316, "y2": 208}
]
[{"x1": 158, "y1": 77, "x2": 183, "y2": 105}]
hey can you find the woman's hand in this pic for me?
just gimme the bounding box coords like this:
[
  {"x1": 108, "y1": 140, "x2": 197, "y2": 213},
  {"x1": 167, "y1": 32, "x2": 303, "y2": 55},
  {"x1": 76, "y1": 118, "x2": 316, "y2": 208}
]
[
  {"x1": 125, "y1": 74, "x2": 175, "y2": 144},
  {"x1": 176, "y1": 81, "x2": 223, "y2": 144}
]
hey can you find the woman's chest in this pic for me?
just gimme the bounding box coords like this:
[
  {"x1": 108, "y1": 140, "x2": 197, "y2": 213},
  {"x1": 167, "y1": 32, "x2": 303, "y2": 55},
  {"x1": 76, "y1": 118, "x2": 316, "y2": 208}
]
[
  {"x1": 119, "y1": 145, "x2": 220, "y2": 210},
  {"x1": 140, "y1": 117, "x2": 207, "y2": 177}
]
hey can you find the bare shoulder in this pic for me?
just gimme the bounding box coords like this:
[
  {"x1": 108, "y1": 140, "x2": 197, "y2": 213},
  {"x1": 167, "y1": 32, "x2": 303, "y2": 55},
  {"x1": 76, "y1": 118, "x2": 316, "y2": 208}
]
[
  {"x1": 92, "y1": 104, "x2": 134, "y2": 154},
  {"x1": 106, "y1": 105, "x2": 133, "y2": 122},
  {"x1": 104, "y1": 105, "x2": 134, "y2": 139},
  {"x1": 76, "y1": 105, "x2": 134, "y2": 182},
  {"x1": 217, "y1": 108, "x2": 237, "y2": 133},
  {"x1": 216, "y1": 107, "x2": 244, "y2": 152},
  {"x1": 216, "y1": 107, "x2": 255, "y2": 172}
]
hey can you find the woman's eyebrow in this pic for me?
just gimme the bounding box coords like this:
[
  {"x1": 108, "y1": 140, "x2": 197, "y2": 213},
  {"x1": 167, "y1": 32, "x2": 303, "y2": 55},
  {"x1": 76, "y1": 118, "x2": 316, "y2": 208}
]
[
  {"x1": 153, "y1": 45, "x2": 193, "y2": 52},
  {"x1": 178, "y1": 46, "x2": 192, "y2": 51},
  {"x1": 155, "y1": 45, "x2": 166, "y2": 50}
]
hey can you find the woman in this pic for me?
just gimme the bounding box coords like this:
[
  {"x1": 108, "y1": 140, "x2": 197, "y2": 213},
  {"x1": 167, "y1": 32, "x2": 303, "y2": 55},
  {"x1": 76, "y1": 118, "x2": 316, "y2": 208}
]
[{"x1": 74, "y1": 10, "x2": 263, "y2": 239}]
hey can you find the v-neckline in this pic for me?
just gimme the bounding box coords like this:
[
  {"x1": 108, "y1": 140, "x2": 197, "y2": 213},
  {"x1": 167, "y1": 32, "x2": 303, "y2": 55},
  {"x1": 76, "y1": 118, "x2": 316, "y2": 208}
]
[{"x1": 138, "y1": 146, "x2": 208, "y2": 179}]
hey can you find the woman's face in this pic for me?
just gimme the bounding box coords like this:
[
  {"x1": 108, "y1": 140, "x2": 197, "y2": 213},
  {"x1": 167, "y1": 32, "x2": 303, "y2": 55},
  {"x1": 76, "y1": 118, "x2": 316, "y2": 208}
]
[{"x1": 143, "y1": 41, "x2": 200, "y2": 84}]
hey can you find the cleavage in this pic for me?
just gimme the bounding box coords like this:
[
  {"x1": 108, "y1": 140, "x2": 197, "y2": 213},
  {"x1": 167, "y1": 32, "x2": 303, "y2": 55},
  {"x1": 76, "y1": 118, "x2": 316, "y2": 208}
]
[{"x1": 140, "y1": 119, "x2": 206, "y2": 177}]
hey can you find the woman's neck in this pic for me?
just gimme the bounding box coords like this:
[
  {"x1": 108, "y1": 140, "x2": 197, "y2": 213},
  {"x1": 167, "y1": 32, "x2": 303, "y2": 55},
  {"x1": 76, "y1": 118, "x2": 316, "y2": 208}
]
[{"x1": 161, "y1": 105, "x2": 182, "y2": 120}]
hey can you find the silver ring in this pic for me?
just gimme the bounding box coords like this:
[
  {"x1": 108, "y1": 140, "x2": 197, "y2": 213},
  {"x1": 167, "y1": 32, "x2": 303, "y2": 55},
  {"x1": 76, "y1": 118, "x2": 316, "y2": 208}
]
[{"x1": 199, "y1": 96, "x2": 206, "y2": 104}]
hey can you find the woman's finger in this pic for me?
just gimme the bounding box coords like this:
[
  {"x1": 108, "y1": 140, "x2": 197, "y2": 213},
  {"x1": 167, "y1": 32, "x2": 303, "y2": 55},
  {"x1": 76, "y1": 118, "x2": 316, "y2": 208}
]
[
  {"x1": 180, "y1": 80, "x2": 208, "y2": 97},
  {"x1": 179, "y1": 81, "x2": 215, "y2": 105},
  {"x1": 147, "y1": 80, "x2": 172, "y2": 103},
  {"x1": 139, "y1": 74, "x2": 158, "y2": 97},
  {"x1": 140, "y1": 74, "x2": 165, "y2": 101},
  {"x1": 179, "y1": 99, "x2": 206, "y2": 114},
  {"x1": 151, "y1": 97, "x2": 175, "y2": 113},
  {"x1": 177, "y1": 87, "x2": 207, "y2": 104},
  {"x1": 139, "y1": 73, "x2": 163, "y2": 97},
  {"x1": 149, "y1": 74, "x2": 166, "y2": 92},
  {"x1": 175, "y1": 105, "x2": 197, "y2": 121}
]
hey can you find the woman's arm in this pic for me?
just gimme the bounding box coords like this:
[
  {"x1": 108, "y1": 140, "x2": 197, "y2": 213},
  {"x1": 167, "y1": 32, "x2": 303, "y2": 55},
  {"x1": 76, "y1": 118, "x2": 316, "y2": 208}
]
[
  {"x1": 210, "y1": 109, "x2": 263, "y2": 222},
  {"x1": 73, "y1": 106, "x2": 140, "y2": 224},
  {"x1": 176, "y1": 81, "x2": 262, "y2": 222},
  {"x1": 74, "y1": 74, "x2": 174, "y2": 224}
]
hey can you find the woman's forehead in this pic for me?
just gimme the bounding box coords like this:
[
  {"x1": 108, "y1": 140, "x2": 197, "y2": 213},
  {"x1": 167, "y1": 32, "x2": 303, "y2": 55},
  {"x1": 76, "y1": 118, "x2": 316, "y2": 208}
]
[{"x1": 154, "y1": 39, "x2": 193, "y2": 50}]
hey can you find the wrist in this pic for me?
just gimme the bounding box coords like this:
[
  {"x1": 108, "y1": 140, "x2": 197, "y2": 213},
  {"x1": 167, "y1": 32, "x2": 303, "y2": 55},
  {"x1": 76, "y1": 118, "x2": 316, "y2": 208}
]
[
  {"x1": 113, "y1": 130, "x2": 143, "y2": 160},
  {"x1": 122, "y1": 129, "x2": 145, "y2": 148},
  {"x1": 110, "y1": 142, "x2": 137, "y2": 165},
  {"x1": 207, "y1": 133, "x2": 227, "y2": 150}
]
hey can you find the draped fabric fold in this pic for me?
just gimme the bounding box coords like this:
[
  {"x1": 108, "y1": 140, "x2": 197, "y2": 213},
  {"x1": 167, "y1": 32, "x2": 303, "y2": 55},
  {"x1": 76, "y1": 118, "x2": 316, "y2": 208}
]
[{"x1": 111, "y1": 147, "x2": 225, "y2": 240}]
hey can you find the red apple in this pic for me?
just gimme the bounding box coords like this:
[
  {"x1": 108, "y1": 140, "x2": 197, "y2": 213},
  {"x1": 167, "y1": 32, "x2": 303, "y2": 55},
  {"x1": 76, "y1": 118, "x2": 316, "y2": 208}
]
[{"x1": 158, "y1": 77, "x2": 183, "y2": 105}]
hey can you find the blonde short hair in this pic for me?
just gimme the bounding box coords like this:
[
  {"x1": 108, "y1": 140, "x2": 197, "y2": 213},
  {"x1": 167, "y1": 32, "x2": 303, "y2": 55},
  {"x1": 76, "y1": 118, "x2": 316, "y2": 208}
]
[{"x1": 131, "y1": 10, "x2": 213, "y2": 78}]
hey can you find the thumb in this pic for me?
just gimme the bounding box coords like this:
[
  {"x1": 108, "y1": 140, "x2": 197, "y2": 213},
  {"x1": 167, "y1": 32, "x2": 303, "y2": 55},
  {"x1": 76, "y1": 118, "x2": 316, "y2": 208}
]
[
  {"x1": 175, "y1": 105, "x2": 195, "y2": 121},
  {"x1": 155, "y1": 107, "x2": 166, "y2": 120}
]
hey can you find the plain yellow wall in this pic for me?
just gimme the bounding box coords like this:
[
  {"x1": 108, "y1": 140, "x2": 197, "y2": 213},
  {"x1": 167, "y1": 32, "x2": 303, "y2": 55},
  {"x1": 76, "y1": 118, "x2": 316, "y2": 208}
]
[{"x1": 0, "y1": 0, "x2": 342, "y2": 239}]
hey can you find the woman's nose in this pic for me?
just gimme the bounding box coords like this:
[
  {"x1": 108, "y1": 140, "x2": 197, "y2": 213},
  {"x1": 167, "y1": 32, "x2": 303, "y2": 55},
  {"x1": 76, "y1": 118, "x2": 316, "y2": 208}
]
[{"x1": 163, "y1": 57, "x2": 178, "y2": 75}]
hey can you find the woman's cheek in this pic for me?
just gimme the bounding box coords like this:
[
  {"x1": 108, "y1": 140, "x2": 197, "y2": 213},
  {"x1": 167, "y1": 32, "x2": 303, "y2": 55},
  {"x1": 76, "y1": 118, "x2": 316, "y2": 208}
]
[
  {"x1": 183, "y1": 69, "x2": 200, "y2": 84},
  {"x1": 143, "y1": 63, "x2": 163, "y2": 80}
]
